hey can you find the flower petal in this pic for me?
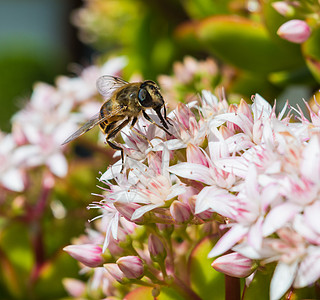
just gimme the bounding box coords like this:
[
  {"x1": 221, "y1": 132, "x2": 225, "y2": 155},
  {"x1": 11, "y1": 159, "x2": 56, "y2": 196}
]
[
  {"x1": 263, "y1": 203, "x2": 301, "y2": 237},
  {"x1": 247, "y1": 216, "x2": 263, "y2": 250},
  {"x1": 270, "y1": 261, "x2": 298, "y2": 300},
  {"x1": 195, "y1": 186, "x2": 237, "y2": 218},
  {"x1": 208, "y1": 225, "x2": 248, "y2": 258},
  {"x1": 304, "y1": 201, "x2": 320, "y2": 235},
  {"x1": 301, "y1": 135, "x2": 320, "y2": 183},
  {"x1": 131, "y1": 203, "x2": 162, "y2": 220},
  {"x1": 294, "y1": 248, "x2": 320, "y2": 288},
  {"x1": 168, "y1": 163, "x2": 215, "y2": 185},
  {"x1": 47, "y1": 153, "x2": 68, "y2": 177},
  {"x1": 1, "y1": 168, "x2": 25, "y2": 192},
  {"x1": 252, "y1": 94, "x2": 272, "y2": 120},
  {"x1": 214, "y1": 157, "x2": 248, "y2": 178}
]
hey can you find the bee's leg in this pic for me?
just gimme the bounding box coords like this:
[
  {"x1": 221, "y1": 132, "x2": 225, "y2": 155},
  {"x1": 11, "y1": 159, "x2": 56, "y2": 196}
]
[
  {"x1": 106, "y1": 118, "x2": 131, "y2": 171},
  {"x1": 102, "y1": 121, "x2": 117, "y2": 134},
  {"x1": 163, "y1": 106, "x2": 172, "y2": 125},
  {"x1": 107, "y1": 140, "x2": 125, "y2": 171},
  {"x1": 142, "y1": 110, "x2": 172, "y2": 136},
  {"x1": 129, "y1": 117, "x2": 152, "y2": 146}
]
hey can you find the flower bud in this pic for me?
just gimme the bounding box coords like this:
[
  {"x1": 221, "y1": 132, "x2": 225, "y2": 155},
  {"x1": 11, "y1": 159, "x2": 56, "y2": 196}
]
[
  {"x1": 62, "y1": 278, "x2": 86, "y2": 297},
  {"x1": 148, "y1": 234, "x2": 167, "y2": 261},
  {"x1": 170, "y1": 200, "x2": 192, "y2": 223},
  {"x1": 272, "y1": 2, "x2": 295, "y2": 17},
  {"x1": 219, "y1": 125, "x2": 233, "y2": 139},
  {"x1": 211, "y1": 253, "x2": 254, "y2": 278},
  {"x1": 63, "y1": 244, "x2": 104, "y2": 268},
  {"x1": 277, "y1": 20, "x2": 311, "y2": 44},
  {"x1": 227, "y1": 104, "x2": 241, "y2": 132},
  {"x1": 116, "y1": 256, "x2": 144, "y2": 279},
  {"x1": 104, "y1": 263, "x2": 126, "y2": 283},
  {"x1": 114, "y1": 202, "x2": 144, "y2": 224},
  {"x1": 196, "y1": 209, "x2": 214, "y2": 221},
  {"x1": 238, "y1": 99, "x2": 253, "y2": 123},
  {"x1": 186, "y1": 144, "x2": 209, "y2": 167}
]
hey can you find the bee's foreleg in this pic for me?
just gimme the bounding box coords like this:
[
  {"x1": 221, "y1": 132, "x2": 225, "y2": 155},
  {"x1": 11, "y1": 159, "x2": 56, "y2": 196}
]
[
  {"x1": 142, "y1": 110, "x2": 172, "y2": 136},
  {"x1": 163, "y1": 106, "x2": 172, "y2": 126},
  {"x1": 129, "y1": 117, "x2": 152, "y2": 146},
  {"x1": 107, "y1": 140, "x2": 125, "y2": 171},
  {"x1": 106, "y1": 117, "x2": 131, "y2": 171}
]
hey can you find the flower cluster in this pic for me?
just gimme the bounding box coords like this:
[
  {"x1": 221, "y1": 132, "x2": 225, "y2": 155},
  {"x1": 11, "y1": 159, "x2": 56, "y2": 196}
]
[
  {"x1": 158, "y1": 56, "x2": 221, "y2": 105},
  {"x1": 0, "y1": 57, "x2": 127, "y2": 194},
  {"x1": 64, "y1": 88, "x2": 320, "y2": 299}
]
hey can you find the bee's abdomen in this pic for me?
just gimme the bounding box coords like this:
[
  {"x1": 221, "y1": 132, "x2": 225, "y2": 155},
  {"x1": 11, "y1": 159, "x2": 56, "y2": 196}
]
[{"x1": 99, "y1": 103, "x2": 112, "y2": 134}]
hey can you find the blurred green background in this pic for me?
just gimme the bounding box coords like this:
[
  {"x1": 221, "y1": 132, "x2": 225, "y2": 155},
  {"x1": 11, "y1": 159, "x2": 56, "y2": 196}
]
[
  {"x1": 2, "y1": 0, "x2": 320, "y2": 134},
  {"x1": 1, "y1": 0, "x2": 320, "y2": 299},
  {"x1": 0, "y1": 0, "x2": 87, "y2": 132}
]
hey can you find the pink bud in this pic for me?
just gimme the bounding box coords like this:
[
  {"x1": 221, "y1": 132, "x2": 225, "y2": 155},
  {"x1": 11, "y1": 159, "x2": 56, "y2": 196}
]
[
  {"x1": 196, "y1": 209, "x2": 214, "y2": 221},
  {"x1": 114, "y1": 202, "x2": 144, "y2": 224},
  {"x1": 227, "y1": 104, "x2": 241, "y2": 132},
  {"x1": 212, "y1": 253, "x2": 254, "y2": 278},
  {"x1": 219, "y1": 125, "x2": 233, "y2": 139},
  {"x1": 63, "y1": 244, "x2": 104, "y2": 268},
  {"x1": 238, "y1": 99, "x2": 253, "y2": 123},
  {"x1": 252, "y1": 119, "x2": 263, "y2": 144},
  {"x1": 104, "y1": 263, "x2": 126, "y2": 282},
  {"x1": 62, "y1": 278, "x2": 86, "y2": 297},
  {"x1": 170, "y1": 200, "x2": 192, "y2": 223},
  {"x1": 277, "y1": 19, "x2": 311, "y2": 44},
  {"x1": 148, "y1": 234, "x2": 167, "y2": 260},
  {"x1": 186, "y1": 144, "x2": 209, "y2": 167},
  {"x1": 116, "y1": 256, "x2": 144, "y2": 279},
  {"x1": 175, "y1": 103, "x2": 194, "y2": 129},
  {"x1": 272, "y1": 2, "x2": 295, "y2": 17}
]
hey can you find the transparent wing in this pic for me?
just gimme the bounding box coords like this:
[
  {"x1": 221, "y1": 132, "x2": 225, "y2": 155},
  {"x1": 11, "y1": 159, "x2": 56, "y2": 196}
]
[
  {"x1": 96, "y1": 75, "x2": 128, "y2": 99},
  {"x1": 62, "y1": 106, "x2": 125, "y2": 145}
]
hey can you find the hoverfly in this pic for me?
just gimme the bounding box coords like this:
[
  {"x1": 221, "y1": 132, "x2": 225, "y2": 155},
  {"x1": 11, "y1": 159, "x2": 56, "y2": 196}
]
[{"x1": 62, "y1": 75, "x2": 172, "y2": 165}]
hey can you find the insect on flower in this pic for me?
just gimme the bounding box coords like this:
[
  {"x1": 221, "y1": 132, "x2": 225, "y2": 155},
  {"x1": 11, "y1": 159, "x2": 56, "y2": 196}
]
[{"x1": 62, "y1": 76, "x2": 172, "y2": 165}]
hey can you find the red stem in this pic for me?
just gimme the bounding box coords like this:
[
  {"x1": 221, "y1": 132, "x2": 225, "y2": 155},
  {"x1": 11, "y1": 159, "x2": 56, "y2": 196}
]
[{"x1": 225, "y1": 275, "x2": 240, "y2": 300}]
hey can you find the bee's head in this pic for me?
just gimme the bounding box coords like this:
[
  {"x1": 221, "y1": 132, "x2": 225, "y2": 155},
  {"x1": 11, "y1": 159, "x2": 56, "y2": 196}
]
[
  {"x1": 138, "y1": 81, "x2": 163, "y2": 108},
  {"x1": 138, "y1": 81, "x2": 170, "y2": 129}
]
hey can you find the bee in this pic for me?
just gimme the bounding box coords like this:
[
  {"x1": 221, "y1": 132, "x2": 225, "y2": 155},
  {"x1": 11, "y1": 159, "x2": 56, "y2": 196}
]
[{"x1": 62, "y1": 75, "x2": 172, "y2": 164}]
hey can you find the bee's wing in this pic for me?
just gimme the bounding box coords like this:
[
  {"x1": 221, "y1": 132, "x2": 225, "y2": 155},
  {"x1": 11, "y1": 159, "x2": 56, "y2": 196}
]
[
  {"x1": 62, "y1": 106, "x2": 125, "y2": 145},
  {"x1": 96, "y1": 75, "x2": 128, "y2": 99}
]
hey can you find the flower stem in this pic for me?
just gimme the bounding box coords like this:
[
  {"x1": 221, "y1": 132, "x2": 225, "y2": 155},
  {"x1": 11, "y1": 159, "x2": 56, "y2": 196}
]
[{"x1": 225, "y1": 275, "x2": 240, "y2": 300}]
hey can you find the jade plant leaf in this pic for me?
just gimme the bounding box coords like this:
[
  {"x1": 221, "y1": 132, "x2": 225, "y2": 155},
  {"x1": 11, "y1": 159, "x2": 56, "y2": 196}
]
[
  {"x1": 196, "y1": 16, "x2": 304, "y2": 74},
  {"x1": 124, "y1": 286, "x2": 185, "y2": 300},
  {"x1": 189, "y1": 236, "x2": 225, "y2": 300},
  {"x1": 243, "y1": 264, "x2": 273, "y2": 300},
  {"x1": 182, "y1": 0, "x2": 232, "y2": 20},
  {"x1": 302, "y1": 26, "x2": 320, "y2": 83}
]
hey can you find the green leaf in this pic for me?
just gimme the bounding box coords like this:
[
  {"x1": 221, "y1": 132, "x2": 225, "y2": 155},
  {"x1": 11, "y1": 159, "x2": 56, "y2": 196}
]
[
  {"x1": 0, "y1": 222, "x2": 33, "y2": 298},
  {"x1": 262, "y1": 0, "x2": 293, "y2": 42},
  {"x1": 189, "y1": 237, "x2": 225, "y2": 300},
  {"x1": 34, "y1": 252, "x2": 79, "y2": 300},
  {"x1": 230, "y1": 71, "x2": 280, "y2": 100},
  {"x1": 243, "y1": 264, "x2": 274, "y2": 300},
  {"x1": 124, "y1": 286, "x2": 185, "y2": 300},
  {"x1": 182, "y1": 0, "x2": 231, "y2": 20},
  {"x1": 302, "y1": 26, "x2": 320, "y2": 83},
  {"x1": 175, "y1": 22, "x2": 200, "y2": 52},
  {"x1": 197, "y1": 16, "x2": 304, "y2": 74},
  {"x1": 269, "y1": 67, "x2": 315, "y2": 87}
]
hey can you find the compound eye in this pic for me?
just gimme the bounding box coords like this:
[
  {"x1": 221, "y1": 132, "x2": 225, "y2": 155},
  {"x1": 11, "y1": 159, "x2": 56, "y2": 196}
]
[
  {"x1": 138, "y1": 88, "x2": 153, "y2": 107},
  {"x1": 138, "y1": 88, "x2": 146, "y2": 101}
]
